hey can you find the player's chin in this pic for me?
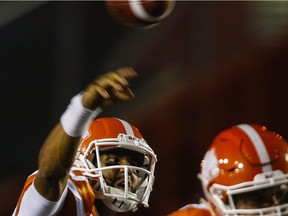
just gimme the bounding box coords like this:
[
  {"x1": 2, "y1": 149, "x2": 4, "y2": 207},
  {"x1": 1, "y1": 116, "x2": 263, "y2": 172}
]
[{"x1": 115, "y1": 180, "x2": 135, "y2": 192}]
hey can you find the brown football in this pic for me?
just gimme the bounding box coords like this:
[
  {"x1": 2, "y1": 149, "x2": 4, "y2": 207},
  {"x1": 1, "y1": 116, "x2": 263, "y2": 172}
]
[{"x1": 105, "y1": 0, "x2": 176, "y2": 29}]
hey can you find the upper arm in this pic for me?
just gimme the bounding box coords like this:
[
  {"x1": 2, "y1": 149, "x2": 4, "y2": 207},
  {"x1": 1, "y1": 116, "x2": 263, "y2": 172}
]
[{"x1": 15, "y1": 179, "x2": 68, "y2": 216}]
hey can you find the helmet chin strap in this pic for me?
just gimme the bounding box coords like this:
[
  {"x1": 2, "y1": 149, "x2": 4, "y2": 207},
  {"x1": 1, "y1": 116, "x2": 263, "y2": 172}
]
[
  {"x1": 102, "y1": 195, "x2": 139, "y2": 212},
  {"x1": 93, "y1": 181, "x2": 139, "y2": 212}
]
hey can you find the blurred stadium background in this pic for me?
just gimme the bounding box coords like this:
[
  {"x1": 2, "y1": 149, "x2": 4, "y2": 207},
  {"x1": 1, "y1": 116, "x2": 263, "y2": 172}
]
[{"x1": 1, "y1": 1, "x2": 288, "y2": 215}]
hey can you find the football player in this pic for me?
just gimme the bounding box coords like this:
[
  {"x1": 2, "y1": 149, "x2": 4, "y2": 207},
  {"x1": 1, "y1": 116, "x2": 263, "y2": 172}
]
[
  {"x1": 13, "y1": 67, "x2": 157, "y2": 216},
  {"x1": 169, "y1": 124, "x2": 288, "y2": 216}
]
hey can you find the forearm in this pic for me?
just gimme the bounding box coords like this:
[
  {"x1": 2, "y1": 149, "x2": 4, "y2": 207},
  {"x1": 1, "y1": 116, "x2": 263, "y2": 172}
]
[
  {"x1": 35, "y1": 94, "x2": 100, "y2": 200},
  {"x1": 38, "y1": 123, "x2": 80, "y2": 179},
  {"x1": 34, "y1": 123, "x2": 80, "y2": 201}
]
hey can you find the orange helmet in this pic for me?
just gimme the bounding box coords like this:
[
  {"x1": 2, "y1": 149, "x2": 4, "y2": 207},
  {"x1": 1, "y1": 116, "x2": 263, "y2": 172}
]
[
  {"x1": 73, "y1": 117, "x2": 157, "y2": 212},
  {"x1": 198, "y1": 124, "x2": 288, "y2": 215}
]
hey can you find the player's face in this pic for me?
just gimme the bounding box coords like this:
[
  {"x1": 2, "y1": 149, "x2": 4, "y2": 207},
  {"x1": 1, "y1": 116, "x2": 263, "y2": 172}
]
[
  {"x1": 100, "y1": 152, "x2": 140, "y2": 192},
  {"x1": 234, "y1": 184, "x2": 288, "y2": 214}
]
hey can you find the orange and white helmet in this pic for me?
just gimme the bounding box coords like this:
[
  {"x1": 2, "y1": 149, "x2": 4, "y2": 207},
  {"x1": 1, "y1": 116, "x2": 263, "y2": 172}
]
[
  {"x1": 198, "y1": 124, "x2": 288, "y2": 215},
  {"x1": 73, "y1": 117, "x2": 157, "y2": 212}
]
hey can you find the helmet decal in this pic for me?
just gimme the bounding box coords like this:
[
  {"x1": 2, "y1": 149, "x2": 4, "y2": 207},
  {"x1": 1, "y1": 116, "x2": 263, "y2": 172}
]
[
  {"x1": 237, "y1": 124, "x2": 272, "y2": 172},
  {"x1": 201, "y1": 148, "x2": 219, "y2": 181},
  {"x1": 116, "y1": 118, "x2": 135, "y2": 136}
]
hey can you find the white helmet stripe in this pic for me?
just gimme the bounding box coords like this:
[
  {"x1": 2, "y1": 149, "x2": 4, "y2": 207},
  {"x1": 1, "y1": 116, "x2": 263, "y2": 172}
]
[
  {"x1": 128, "y1": 0, "x2": 157, "y2": 22},
  {"x1": 116, "y1": 118, "x2": 135, "y2": 136},
  {"x1": 237, "y1": 124, "x2": 272, "y2": 172},
  {"x1": 128, "y1": 0, "x2": 175, "y2": 22}
]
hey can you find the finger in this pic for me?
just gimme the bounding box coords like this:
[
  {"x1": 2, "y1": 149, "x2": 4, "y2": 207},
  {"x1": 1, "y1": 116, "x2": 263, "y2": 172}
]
[
  {"x1": 94, "y1": 85, "x2": 111, "y2": 99},
  {"x1": 96, "y1": 67, "x2": 137, "y2": 89},
  {"x1": 86, "y1": 83, "x2": 111, "y2": 99},
  {"x1": 95, "y1": 76, "x2": 124, "y2": 92},
  {"x1": 106, "y1": 71, "x2": 129, "y2": 86},
  {"x1": 113, "y1": 91, "x2": 134, "y2": 100},
  {"x1": 115, "y1": 67, "x2": 138, "y2": 78},
  {"x1": 112, "y1": 86, "x2": 135, "y2": 100},
  {"x1": 122, "y1": 86, "x2": 135, "y2": 98},
  {"x1": 105, "y1": 68, "x2": 137, "y2": 86}
]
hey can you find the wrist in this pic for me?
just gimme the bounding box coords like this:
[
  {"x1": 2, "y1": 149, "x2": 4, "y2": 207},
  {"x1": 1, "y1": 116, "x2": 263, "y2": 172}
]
[{"x1": 60, "y1": 93, "x2": 102, "y2": 137}]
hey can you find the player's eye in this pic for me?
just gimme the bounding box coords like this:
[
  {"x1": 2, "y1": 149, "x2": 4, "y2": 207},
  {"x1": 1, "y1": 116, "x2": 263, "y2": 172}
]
[{"x1": 248, "y1": 195, "x2": 262, "y2": 204}]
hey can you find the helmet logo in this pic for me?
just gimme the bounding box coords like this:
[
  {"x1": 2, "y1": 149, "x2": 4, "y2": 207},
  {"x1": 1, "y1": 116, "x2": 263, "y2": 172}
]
[{"x1": 201, "y1": 148, "x2": 219, "y2": 180}]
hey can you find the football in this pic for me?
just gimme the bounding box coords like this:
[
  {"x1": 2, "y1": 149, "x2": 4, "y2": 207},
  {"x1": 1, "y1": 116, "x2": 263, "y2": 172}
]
[{"x1": 105, "y1": 0, "x2": 176, "y2": 29}]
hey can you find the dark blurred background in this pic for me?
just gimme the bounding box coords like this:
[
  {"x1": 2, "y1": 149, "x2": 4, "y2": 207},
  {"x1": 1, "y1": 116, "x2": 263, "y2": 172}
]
[{"x1": 1, "y1": 1, "x2": 288, "y2": 215}]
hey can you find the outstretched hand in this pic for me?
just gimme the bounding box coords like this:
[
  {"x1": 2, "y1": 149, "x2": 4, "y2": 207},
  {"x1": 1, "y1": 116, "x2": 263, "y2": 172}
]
[{"x1": 82, "y1": 67, "x2": 138, "y2": 109}]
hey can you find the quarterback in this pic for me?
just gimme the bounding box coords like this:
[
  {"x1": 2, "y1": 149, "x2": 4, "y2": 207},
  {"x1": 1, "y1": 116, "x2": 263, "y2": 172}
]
[{"x1": 13, "y1": 67, "x2": 157, "y2": 216}]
